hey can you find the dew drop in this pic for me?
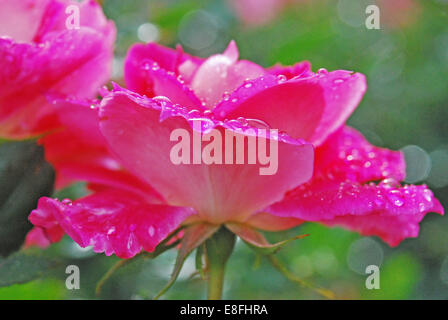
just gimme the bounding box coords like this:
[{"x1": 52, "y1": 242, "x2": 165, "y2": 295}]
[
  {"x1": 388, "y1": 190, "x2": 404, "y2": 207},
  {"x1": 107, "y1": 227, "x2": 116, "y2": 235},
  {"x1": 222, "y1": 92, "x2": 230, "y2": 101},
  {"x1": 277, "y1": 74, "x2": 287, "y2": 83}
]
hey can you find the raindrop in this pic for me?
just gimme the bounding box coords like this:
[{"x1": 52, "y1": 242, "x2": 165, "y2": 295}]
[
  {"x1": 387, "y1": 190, "x2": 404, "y2": 207},
  {"x1": 148, "y1": 226, "x2": 155, "y2": 237},
  {"x1": 277, "y1": 74, "x2": 287, "y2": 83}
]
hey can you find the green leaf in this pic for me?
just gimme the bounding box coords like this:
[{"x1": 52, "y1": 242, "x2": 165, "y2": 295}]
[
  {"x1": 154, "y1": 223, "x2": 219, "y2": 299},
  {"x1": 226, "y1": 223, "x2": 309, "y2": 255},
  {"x1": 0, "y1": 250, "x2": 63, "y2": 287},
  {"x1": 0, "y1": 141, "x2": 55, "y2": 257}
]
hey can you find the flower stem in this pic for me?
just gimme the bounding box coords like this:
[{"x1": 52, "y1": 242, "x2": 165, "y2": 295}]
[{"x1": 205, "y1": 227, "x2": 236, "y2": 300}]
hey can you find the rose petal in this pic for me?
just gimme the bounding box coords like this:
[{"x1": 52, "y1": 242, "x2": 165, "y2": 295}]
[
  {"x1": 265, "y1": 178, "x2": 444, "y2": 246},
  {"x1": 267, "y1": 61, "x2": 313, "y2": 80},
  {"x1": 190, "y1": 41, "x2": 266, "y2": 108},
  {"x1": 99, "y1": 85, "x2": 314, "y2": 224},
  {"x1": 29, "y1": 190, "x2": 195, "y2": 258},
  {"x1": 40, "y1": 98, "x2": 158, "y2": 199},
  {"x1": 125, "y1": 43, "x2": 203, "y2": 108},
  {"x1": 314, "y1": 126, "x2": 406, "y2": 183},
  {"x1": 214, "y1": 70, "x2": 366, "y2": 146},
  {"x1": 0, "y1": 0, "x2": 49, "y2": 42}
]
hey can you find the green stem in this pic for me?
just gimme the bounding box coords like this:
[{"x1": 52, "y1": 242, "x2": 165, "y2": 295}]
[
  {"x1": 205, "y1": 227, "x2": 236, "y2": 300},
  {"x1": 207, "y1": 261, "x2": 226, "y2": 300}
]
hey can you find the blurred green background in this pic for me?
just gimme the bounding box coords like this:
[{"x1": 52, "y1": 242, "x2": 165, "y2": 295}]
[{"x1": 1, "y1": 0, "x2": 448, "y2": 300}]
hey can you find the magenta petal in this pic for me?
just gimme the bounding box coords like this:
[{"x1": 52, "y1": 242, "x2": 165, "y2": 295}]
[
  {"x1": 266, "y1": 180, "x2": 443, "y2": 246},
  {"x1": 213, "y1": 70, "x2": 366, "y2": 146},
  {"x1": 25, "y1": 227, "x2": 52, "y2": 248},
  {"x1": 124, "y1": 42, "x2": 204, "y2": 107},
  {"x1": 33, "y1": 0, "x2": 114, "y2": 42},
  {"x1": 40, "y1": 99, "x2": 157, "y2": 199},
  {"x1": 125, "y1": 55, "x2": 202, "y2": 109},
  {"x1": 0, "y1": 0, "x2": 115, "y2": 139},
  {"x1": 314, "y1": 126, "x2": 406, "y2": 183},
  {"x1": 29, "y1": 191, "x2": 195, "y2": 258},
  {"x1": 99, "y1": 86, "x2": 314, "y2": 223}
]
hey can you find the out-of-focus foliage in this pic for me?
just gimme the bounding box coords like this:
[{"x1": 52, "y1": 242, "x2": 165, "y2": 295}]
[
  {"x1": 1, "y1": 0, "x2": 447, "y2": 299},
  {"x1": 0, "y1": 141, "x2": 54, "y2": 257}
]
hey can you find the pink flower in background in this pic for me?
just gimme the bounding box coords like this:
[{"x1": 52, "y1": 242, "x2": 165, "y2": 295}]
[
  {"x1": 376, "y1": 0, "x2": 421, "y2": 29},
  {"x1": 0, "y1": 0, "x2": 115, "y2": 139},
  {"x1": 229, "y1": 0, "x2": 421, "y2": 28},
  {"x1": 29, "y1": 41, "x2": 443, "y2": 258},
  {"x1": 228, "y1": 0, "x2": 287, "y2": 27}
]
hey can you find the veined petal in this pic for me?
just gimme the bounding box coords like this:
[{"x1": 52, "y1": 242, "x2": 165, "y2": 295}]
[
  {"x1": 266, "y1": 179, "x2": 443, "y2": 246},
  {"x1": 40, "y1": 98, "x2": 157, "y2": 199},
  {"x1": 314, "y1": 126, "x2": 406, "y2": 183},
  {"x1": 29, "y1": 190, "x2": 195, "y2": 258},
  {"x1": 213, "y1": 70, "x2": 366, "y2": 146}
]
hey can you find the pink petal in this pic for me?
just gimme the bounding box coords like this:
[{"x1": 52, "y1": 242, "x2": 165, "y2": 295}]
[
  {"x1": 33, "y1": 0, "x2": 114, "y2": 42},
  {"x1": 0, "y1": 0, "x2": 49, "y2": 42},
  {"x1": 314, "y1": 126, "x2": 406, "y2": 183},
  {"x1": 25, "y1": 227, "x2": 53, "y2": 248},
  {"x1": 0, "y1": 0, "x2": 115, "y2": 139},
  {"x1": 125, "y1": 50, "x2": 203, "y2": 109},
  {"x1": 29, "y1": 190, "x2": 195, "y2": 258},
  {"x1": 213, "y1": 70, "x2": 366, "y2": 146},
  {"x1": 190, "y1": 41, "x2": 266, "y2": 108},
  {"x1": 40, "y1": 98, "x2": 157, "y2": 199},
  {"x1": 124, "y1": 42, "x2": 204, "y2": 102},
  {"x1": 99, "y1": 85, "x2": 314, "y2": 224},
  {"x1": 266, "y1": 179, "x2": 444, "y2": 246},
  {"x1": 264, "y1": 127, "x2": 441, "y2": 246}
]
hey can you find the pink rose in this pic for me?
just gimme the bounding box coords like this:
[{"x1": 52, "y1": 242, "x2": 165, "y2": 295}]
[{"x1": 29, "y1": 41, "x2": 443, "y2": 259}]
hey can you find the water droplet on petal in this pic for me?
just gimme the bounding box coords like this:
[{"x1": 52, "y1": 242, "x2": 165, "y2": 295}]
[
  {"x1": 317, "y1": 68, "x2": 328, "y2": 75},
  {"x1": 277, "y1": 74, "x2": 287, "y2": 83},
  {"x1": 148, "y1": 226, "x2": 155, "y2": 237},
  {"x1": 388, "y1": 190, "x2": 404, "y2": 207},
  {"x1": 423, "y1": 189, "x2": 433, "y2": 202},
  {"x1": 222, "y1": 92, "x2": 230, "y2": 101}
]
